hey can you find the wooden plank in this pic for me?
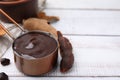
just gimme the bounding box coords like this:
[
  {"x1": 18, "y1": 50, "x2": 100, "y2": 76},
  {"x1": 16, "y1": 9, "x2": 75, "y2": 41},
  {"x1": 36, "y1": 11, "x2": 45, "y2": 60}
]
[
  {"x1": 2, "y1": 10, "x2": 120, "y2": 35},
  {"x1": 44, "y1": 0, "x2": 120, "y2": 10},
  {"x1": 9, "y1": 77, "x2": 120, "y2": 80},
  {"x1": 44, "y1": 9, "x2": 120, "y2": 35},
  {"x1": 1, "y1": 36, "x2": 120, "y2": 76}
]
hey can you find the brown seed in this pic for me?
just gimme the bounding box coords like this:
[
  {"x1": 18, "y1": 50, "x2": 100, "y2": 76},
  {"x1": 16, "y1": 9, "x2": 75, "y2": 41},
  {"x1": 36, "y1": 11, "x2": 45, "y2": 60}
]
[
  {"x1": 0, "y1": 72, "x2": 9, "y2": 80},
  {"x1": 1, "y1": 58, "x2": 10, "y2": 66}
]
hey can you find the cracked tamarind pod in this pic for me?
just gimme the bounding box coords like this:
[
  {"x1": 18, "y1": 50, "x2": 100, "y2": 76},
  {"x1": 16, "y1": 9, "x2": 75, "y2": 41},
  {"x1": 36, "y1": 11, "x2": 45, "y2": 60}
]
[
  {"x1": 23, "y1": 18, "x2": 57, "y2": 38},
  {"x1": 37, "y1": 11, "x2": 60, "y2": 23},
  {"x1": 57, "y1": 31, "x2": 74, "y2": 73}
]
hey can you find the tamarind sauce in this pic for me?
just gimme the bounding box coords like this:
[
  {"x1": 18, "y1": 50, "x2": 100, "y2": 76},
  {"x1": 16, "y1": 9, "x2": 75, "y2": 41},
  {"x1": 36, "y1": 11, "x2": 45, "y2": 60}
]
[{"x1": 13, "y1": 32, "x2": 57, "y2": 58}]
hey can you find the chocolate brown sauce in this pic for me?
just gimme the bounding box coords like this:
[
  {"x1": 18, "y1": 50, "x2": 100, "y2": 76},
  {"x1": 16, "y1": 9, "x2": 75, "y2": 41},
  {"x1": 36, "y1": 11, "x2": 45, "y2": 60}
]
[{"x1": 13, "y1": 32, "x2": 57, "y2": 58}]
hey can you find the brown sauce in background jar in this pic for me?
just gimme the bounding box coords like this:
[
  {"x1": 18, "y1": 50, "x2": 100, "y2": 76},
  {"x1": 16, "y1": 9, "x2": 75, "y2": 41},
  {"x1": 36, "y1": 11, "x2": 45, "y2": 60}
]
[{"x1": 0, "y1": 0, "x2": 38, "y2": 23}]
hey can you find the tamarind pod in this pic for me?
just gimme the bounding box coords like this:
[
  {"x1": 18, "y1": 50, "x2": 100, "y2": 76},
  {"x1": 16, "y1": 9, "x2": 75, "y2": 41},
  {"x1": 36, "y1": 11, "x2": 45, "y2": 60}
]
[
  {"x1": 57, "y1": 31, "x2": 74, "y2": 72},
  {"x1": 60, "y1": 53, "x2": 74, "y2": 72},
  {"x1": 23, "y1": 18, "x2": 58, "y2": 38},
  {"x1": 37, "y1": 12, "x2": 60, "y2": 23}
]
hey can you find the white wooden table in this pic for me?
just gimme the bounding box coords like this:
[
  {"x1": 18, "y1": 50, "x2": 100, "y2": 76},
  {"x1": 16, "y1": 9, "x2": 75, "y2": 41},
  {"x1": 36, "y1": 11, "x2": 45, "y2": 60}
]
[{"x1": 1, "y1": 0, "x2": 120, "y2": 80}]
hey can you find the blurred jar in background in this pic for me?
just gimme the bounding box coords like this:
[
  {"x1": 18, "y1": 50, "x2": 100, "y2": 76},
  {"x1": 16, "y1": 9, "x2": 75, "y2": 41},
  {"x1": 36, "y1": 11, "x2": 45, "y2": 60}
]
[{"x1": 0, "y1": 0, "x2": 46, "y2": 23}]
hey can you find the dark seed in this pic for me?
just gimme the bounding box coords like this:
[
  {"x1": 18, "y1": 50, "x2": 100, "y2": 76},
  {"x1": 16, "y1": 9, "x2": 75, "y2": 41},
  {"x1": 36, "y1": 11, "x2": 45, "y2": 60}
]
[
  {"x1": 0, "y1": 72, "x2": 8, "y2": 80},
  {"x1": 47, "y1": 22, "x2": 50, "y2": 24},
  {"x1": 1, "y1": 58, "x2": 10, "y2": 66}
]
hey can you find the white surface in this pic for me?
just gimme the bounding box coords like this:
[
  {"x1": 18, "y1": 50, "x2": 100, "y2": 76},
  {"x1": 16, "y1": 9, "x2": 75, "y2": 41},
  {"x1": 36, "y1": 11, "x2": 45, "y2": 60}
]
[
  {"x1": 46, "y1": 0, "x2": 120, "y2": 10},
  {"x1": 9, "y1": 77, "x2": 120, "y2": 80},
  {"x1": 1, "y1": 0, "x2": 120, "y2": 80},
  {"x1": 44, "y1": 10, "x2": 120, "y2": 35}
]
